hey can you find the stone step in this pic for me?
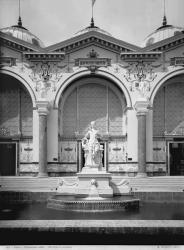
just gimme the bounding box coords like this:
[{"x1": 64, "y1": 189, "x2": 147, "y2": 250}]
[{"x1": 0, "y1": 177, "x2": 59, "y2": 191}]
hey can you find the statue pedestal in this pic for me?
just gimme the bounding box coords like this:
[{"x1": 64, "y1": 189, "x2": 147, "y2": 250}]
[{"x1": 76, "y1": 170, "x2": 113, "y2": 198}]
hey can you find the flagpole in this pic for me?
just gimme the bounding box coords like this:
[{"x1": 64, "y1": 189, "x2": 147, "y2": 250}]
[
  {"x1": 91, "y1": 0, "x2": 96, "y2": 27},
  {"x1": 92, "y1": 3, "x2": 93, "y2": 19},
  {"x1": 91, "y1": 0, "x2": 94, "y2": 27}
]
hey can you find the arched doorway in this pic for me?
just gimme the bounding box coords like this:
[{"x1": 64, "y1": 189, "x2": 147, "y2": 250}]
[
  {"x1": 0, "y1": 74, "x2": 33, "y2": 176},
  {"x1": 58, "y1": 76, "x2": 127, "y2": 173},
  {"x1": 153, "y1": 74, "x2": 184, "y2": 176}
]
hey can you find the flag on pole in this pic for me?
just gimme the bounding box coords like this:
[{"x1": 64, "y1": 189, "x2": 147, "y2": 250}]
[{"x1": 92, "y1": 0, "x2": 96, "y2": 7}]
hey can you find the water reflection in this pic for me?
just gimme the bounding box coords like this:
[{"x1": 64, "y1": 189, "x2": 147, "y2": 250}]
[{"x1": 0, "y1": 202, "x2": 184, "y2": 220}]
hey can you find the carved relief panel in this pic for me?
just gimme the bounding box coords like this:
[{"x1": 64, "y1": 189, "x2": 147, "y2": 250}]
[
  {"x1": 108, "y1": 140, "x2": 127, "y2": 163},
  {"x1": 20, "y1": 140, "x2": 33, "y2": 162},
  {"x1": 60, "y1": 141, "x2": 77, "y2": 163},
  {"x1": 153, "y1": 140, "x2": 166, "y2": 162}
]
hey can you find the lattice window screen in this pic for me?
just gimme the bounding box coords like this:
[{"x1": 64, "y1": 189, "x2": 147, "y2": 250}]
[{"x1": 62, "y1": 83, "x2": 126, "y2": 137}]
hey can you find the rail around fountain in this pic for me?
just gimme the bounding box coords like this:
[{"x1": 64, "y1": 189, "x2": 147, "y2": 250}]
[
  {"x1": 47, "y1": 177, "x2": 140, "y2": 212},
  {"x1": 47, "y1": 195, "x2": 140, "y2": 212}
]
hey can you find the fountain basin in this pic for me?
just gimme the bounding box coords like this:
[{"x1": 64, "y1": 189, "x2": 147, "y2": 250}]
[{"x1": 47, "y1": 195, "x2": 140, "y2": 212}]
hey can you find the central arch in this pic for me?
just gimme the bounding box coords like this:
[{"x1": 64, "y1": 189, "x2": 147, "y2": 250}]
[
  {"x1": 57, "y1": 72, "x2": 129, "y2": 173},
  {"x1": 54, "y1": 69, "x2": 132, "y2": 108},
  {"x1": 60, "y1": 76, "x2": 127, "y2": 137}
]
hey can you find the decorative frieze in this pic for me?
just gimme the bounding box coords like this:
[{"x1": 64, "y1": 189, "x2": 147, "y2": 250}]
[
  {"x1": 120, "y1": 52, "x2": 162, "y2": 97},
  {"x1": 24, "y1": 52, "x2": 66, "y2": 97}
]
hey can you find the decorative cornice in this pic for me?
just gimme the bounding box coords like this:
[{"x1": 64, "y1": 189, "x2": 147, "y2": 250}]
[
  {"x1": 0, "y1": 36, "x2": 33, "y2": 53},
  {"x1": 53, "y1": 38, "x2": 131, "y2": 54},
  {"x1": 141, "y1": 33, "x2": 184, "y2": 52},
  {"x1": 0, "y1": 32, "x2": 43, "y2": 52},
  {"x1": 45, "y1": 32, "x2": 141, "y2": 54},
  {"x1": 24, "y1": 52, "x2": 65, "y2": 61},
  {"x1": 120, "y1": 52, "x2": 162, "y2": 62}
]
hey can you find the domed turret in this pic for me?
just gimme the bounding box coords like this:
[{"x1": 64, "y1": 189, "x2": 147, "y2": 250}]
[
  {"x1": 0, "y1": 16, "x2": 45, "y2": 48},
  {"x1": 142, "y1": 16, "x2": 184, "y2": 47}
]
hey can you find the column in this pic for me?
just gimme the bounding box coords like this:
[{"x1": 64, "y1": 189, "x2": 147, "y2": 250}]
[
  {"x1": 146, "y1": 109, "x2": 153, "y2": 162},
  {"x1": 126, "y1": 108, "x2": 138, "y2": 162},
  {"x1": 134, "y1": 101, "x2": 149, "y2": 177},
  {"x1": 32, "y1": 109, "x2": 39, "y2": 163},
  {"x1": 37, "y1": 100, "x2": 49, "y2": 177},
  {"x1": 47, "y1": 109, "x2": 58, "y2": 162}
]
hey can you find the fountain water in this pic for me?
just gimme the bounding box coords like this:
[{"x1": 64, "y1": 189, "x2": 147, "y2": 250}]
[{"x1": 47, "y1": 122, "x2": 140, "y2": 211}]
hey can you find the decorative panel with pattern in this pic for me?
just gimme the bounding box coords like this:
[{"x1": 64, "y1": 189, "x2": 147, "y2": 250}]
[
  {"x1": 0, "y1": 74, "x2": 33, "y2": 137},
  {"x1": 108, "y1": 140, "x2": 126, "y2": 162},
  {"x1": 21, "y1": 89, "x2": 33, "y2": 136},
  {"x1": 165, "y1": 83, "x2": 184, "y2": 133},
  {"x1": 62, "y1": 91, "x2": 77, "y2": 136},
  {"x1": 0, "y1": 89, "x2": 19, "y2": 135},
  {"x1": 153, "y1": 140, "x2": 166, "y2": 162},
  {"x1": 153, "y1": 77, "x2": 184, "y2": 136},
  {"x1": 20, "y1": 140, "x2": 33, "y2": 162},
  {"x1": 78, "y1": 83, "x2": 107, "y2": 134},
  {"x1": 153, "y1": 88, "x2": 165, "y2": 136},
  {"x1": 109, "y1": 90, "x2": 125, "y2": 135},
  {"x1": 61, "y1": 80, "x2": 126, "y2": 137},
  {"x1": 60, "y1": 141, "x2": 77, "y2": 162}
]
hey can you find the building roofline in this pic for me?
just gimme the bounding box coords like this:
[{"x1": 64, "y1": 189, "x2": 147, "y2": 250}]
[{"x1": 44, "y1": 30, "x2": 141, "y2": 52}]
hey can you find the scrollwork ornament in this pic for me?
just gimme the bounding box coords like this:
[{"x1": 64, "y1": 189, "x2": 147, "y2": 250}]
[
  {"x1": 122, "y1": 61, "x2": 157, "y2": 96},
  {"x1": 25, "y1": 61, "x2": 67, "y2": 95}
]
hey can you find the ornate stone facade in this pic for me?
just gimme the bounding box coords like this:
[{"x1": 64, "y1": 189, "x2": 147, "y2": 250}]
[{"x1": 0, "y1": 17, "x2": 184, "y2": 177}]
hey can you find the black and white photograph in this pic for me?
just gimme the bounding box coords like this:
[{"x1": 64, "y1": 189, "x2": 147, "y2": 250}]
[{"x1": 0, "y1": 0, "x2": 184, "y2": 247}]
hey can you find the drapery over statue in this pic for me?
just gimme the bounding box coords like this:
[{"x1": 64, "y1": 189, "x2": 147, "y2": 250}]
[{"x1": 82, "y1": 121, "x2": 103, "y2": 170}]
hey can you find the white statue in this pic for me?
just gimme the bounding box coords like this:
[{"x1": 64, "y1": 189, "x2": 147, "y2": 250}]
[{"x1": 82, "y1": 121, "x2": 103, "y2": 169}]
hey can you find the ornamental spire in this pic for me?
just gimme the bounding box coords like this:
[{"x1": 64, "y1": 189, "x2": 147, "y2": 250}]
[
  {"x1": 17, "y1": 0, "x2": 22, "y2": 27},
  {"x1": 90, "y1": 0, "x2": 96, "y2": 27},
  {"x1": 162, "y1": 0, "x2": 167, "y2": 26}
]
